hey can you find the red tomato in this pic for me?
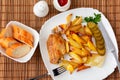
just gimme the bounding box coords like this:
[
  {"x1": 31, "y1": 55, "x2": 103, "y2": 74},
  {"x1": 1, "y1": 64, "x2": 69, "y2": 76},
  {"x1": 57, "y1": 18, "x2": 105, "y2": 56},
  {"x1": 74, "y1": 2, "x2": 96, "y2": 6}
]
[{"x1": 58, "y1": 0, "x2": 68, "y2": 6}]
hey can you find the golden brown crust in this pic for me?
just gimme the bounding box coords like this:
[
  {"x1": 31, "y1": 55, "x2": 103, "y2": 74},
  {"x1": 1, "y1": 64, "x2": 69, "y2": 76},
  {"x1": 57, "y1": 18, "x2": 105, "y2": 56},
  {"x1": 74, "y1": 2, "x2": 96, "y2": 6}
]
[
  {"x1": 47, "y1": 34, "x2": 66, "y2": 64},
  {"x1": 0, "y1": 24, "x2": 33, "y2": 58},
  {"x1": 0, "y1": 37, "x2": 17, "y2": 49},
  {"x1": 12, "y1": 24, "x2": 33, "y2": 47}
]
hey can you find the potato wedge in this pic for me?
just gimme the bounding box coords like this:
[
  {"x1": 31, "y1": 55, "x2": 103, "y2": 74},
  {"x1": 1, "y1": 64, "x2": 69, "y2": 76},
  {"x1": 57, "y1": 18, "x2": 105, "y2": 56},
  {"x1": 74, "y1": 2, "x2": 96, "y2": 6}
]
[
  {"x1": 60, "y1": 60, "x2": 78, "y2": 74},
  {"x1": 52, "y1": 26, "x2": 60, "y2": 33},
  {"x1": 69, "y1": 25, "x2": 82, "y2": 32},
  {"x1": 60, "y1": 60, "x2": 78, "y2": 68},
  {"x1": 68, "y1": 37, "x2": 83, "y2": 48},
  {"x1": 84, "y1": 26, "x2": 92, "y2": 36},
  {"x1": 77, "y1": 65, "x2": 90, "y2": 72},
  {"x1": 69, "y1": 52, "x2": 83, "y2": 64},
  {"x1": 71, "y1": 46, "x2": 82, "y2": 54},
  {"x1": 65, "y1": 41, "x2": 69, "y2": 53},
  {"x1": 86, "y1": 40, "x2": 97, "y2": 52},
  {"x1": 59, "y1": 24, "x2": 67, "y2": 30},
  {"x1": 66, "y1": 14, "x2": 72, "y2": 23},
  {"x1": 70, "y1": 62, "x2": 79, "y2": 69},
  {"x1": 77, "y1": 27, "x2": 86, "y2": 35},
  {"x1": 67, "y1": 64, "x2": 74, "y2": 74},
  {"x1": 70, "y1": 58, "x2": 83, "y2": 64},
  {"x1": 59, "y1": 23, "x2": 71, "y2": 34},
  {"x1": 60, "y1": 60, "x2": 69, "y2": 68},
  {"x1": 72, "y1": 18, "x2": 79, "y2": 25},
  {"x1": 71, "y1": 46, "x2": 90, "y2": 57},
  {"x1": 81, "y1": 48, "x2": 91, "y2": 56},
  {"x1": 72, "y1": 17, "x2": 82, "y2": 26},
  {"x1": 82, "y1": 57, "x2": 88, "y2": 63},
  {"x1": 71, "y1": 33, "x2": 86, "y2": 44},
  {"x1": 65, "y1": 30, "x2": 70, "y2": 36},
  {"x1": 81, "y1": 35, "x2": 92, "y2": 42}
]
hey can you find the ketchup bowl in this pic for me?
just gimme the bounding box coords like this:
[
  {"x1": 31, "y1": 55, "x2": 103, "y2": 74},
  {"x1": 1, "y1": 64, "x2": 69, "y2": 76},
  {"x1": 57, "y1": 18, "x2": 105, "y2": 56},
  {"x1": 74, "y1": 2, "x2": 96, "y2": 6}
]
[{"x1": 53, "y1": 0, "x2": 71, "y2": 12}]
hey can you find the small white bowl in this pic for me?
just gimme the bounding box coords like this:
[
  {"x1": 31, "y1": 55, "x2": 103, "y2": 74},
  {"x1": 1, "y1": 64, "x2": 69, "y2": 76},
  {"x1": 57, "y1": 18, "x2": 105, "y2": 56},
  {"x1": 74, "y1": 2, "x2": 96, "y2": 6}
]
[
  {"x1": 0, "y1": 21, "x2": 39, "y2": 63},
  {"x1": 53, "y1": 0, "x2": 71, "y2": 12},
  {"x1": 33, "y1": 0, "x2": 49, "y2": 17}
]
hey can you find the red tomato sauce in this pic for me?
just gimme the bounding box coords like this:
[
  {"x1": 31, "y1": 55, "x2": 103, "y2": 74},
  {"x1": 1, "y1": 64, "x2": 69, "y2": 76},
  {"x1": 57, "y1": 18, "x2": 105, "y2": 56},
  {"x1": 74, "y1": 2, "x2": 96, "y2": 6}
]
[{"x1": 58, "y1": 0, "x2": 68, "y2": 6}]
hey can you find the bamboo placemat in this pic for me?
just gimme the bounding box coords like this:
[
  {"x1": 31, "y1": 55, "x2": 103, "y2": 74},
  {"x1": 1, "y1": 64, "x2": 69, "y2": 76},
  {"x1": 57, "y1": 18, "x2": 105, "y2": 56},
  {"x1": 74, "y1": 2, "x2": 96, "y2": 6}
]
[{"x1": 0, "y1": 0, "x2": 120, "y2": 80}]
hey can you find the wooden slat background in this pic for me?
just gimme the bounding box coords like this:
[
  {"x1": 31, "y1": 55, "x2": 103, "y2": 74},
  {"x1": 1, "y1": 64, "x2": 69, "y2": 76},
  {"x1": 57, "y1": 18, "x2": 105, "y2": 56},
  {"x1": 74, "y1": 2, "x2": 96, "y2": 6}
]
[{"x1": 0, "y1": 0, "x2": 120, "y2": 80}]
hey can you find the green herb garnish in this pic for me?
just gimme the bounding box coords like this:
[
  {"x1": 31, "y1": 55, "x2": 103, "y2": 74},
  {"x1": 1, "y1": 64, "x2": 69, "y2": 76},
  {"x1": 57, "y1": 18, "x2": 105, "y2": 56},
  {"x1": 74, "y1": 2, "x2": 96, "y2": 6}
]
[{"x1": 84, "y1": 13, "x2": 101, "y2": 24}]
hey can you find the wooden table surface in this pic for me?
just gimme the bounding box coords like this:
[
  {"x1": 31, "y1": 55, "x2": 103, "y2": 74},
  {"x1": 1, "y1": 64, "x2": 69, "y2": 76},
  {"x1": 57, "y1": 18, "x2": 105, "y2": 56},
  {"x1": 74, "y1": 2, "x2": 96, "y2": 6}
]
[{"x1": 0, "y1": 0, "x2": 120, "y2": 80}]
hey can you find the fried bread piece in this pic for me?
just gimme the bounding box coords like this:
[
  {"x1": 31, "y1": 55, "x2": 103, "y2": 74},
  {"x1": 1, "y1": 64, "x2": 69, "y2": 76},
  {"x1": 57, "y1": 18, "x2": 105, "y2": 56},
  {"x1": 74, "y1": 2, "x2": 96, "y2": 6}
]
[
  {"x1": 0, "y1": 37, "x2": 18, "y2": 49},
  {"x1": 47, "y1": 33, "x2": 66, "y2": 64},
  {"x1": 12, "y1": 24, "x2": 34, "y2": 47},
  {"x1": 6, "y1": 43, "x2": 31, "y2": 58}
]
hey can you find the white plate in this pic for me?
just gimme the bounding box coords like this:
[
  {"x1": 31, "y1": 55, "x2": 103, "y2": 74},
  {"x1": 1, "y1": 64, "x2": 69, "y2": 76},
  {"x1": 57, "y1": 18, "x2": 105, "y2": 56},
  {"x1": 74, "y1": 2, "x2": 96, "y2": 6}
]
[
  {"x1": 0, "y1": 21, "x2": 39, "y2": 63},
  {"x1": 39, "y1": 8, "x2": 118, "y2": 80}
]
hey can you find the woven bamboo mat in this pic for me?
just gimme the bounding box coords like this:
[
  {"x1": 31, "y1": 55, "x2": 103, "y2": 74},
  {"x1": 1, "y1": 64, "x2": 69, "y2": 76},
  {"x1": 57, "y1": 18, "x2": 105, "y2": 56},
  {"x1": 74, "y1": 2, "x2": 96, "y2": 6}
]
[{"x1": 0, "y1": 0, "x2": 120, "y2": 80}]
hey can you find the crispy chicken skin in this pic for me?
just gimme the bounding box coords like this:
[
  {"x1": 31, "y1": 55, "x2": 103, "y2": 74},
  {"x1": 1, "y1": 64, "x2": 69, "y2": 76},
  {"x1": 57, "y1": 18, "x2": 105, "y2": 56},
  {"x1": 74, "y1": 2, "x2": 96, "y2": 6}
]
[{"x1": 47, "y1": 33, "x2": 66, "y2": 64}]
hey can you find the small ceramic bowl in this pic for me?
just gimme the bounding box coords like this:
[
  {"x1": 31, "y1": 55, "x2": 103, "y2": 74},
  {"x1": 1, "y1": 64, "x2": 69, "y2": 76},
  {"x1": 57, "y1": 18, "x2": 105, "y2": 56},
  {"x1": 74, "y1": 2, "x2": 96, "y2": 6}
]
[
  {"x1": 53, "y1": 0, "x2": 71, "y2": 12},
  {"x1": 0, "y1": 21, "x2": 39, "y2": 63},
  {"x1": 33, "y1": 0, "x2": 49, "y2": 17}
]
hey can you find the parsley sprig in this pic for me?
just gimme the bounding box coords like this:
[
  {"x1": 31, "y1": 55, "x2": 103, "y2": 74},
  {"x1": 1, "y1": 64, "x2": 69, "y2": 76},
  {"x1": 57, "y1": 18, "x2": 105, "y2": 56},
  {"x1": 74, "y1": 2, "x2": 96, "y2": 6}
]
[{"x1": 84, "y1": 13, "x2": 101, "y2": 24}]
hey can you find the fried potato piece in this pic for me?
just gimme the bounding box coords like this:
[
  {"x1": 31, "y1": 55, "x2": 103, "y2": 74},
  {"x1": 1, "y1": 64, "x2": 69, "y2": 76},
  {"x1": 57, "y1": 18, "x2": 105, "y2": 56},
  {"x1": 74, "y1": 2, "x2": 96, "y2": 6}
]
[
  {"x1": 72, "y1": 17, "x2": 82, "y2": 26},
  {"x1": 60, "y1": 60, "x2": 78, "y2": 74},
  {"x1": 69, "y1": 52, "x2": 83, "y2": 64},
  {"x1": 71, "y1": 33, "x2": 86, "y2": 44},
  {"x1": 59, "y1": 24, "x2": 67, "y2": 30},
  {"x1": 65, "y1": 30, "x2": 70, "y2": 36},
  {"x1": 72, "y1": 18, "x2": 79, "y2": 25},
  {"x1": 47, "y1": 34, "x2": 66, "y2": 64},
  {"x1": 67, "y1": 64, "x2": 74, "y2": 74},
  {"x1": 70, "y1": 58, "x2": 83, "y2": 64},
  {"x1": 65, "y1": 41, "x2": 69, "y2": 53},
  {"x1": 68, "y1": 37, "x2": 83, "y2": 49},
  {"x1": 77, "y1": 27, "x2": 86, "y2": 35},
  {"x1": 66, "y1": 14, "x2": 72, "y2": 23},
  {"x1": 59, "y1": 23, "x2": 71, "y2": 34},
  {"x1": 86, "y1": 40, "x2": 97, "y2": 52},
  {"x1": 68, "y1": 25, "x2": 82, "y2": 32},
  {"x1": 84, "y1": 26, "x2": 92, "y2": 36},
  {"x1": 70, "y1": 46, "x2": 82, "y2": 55},
  {"x1": 81, "y1": 35, "x2": 92, "y2": 42},
  {"x1": 71, "y1": 46, "x2": 90, "y2": 57},
  {"x1": 77, "y1": 64, "x2": 90, "y2": 72},
  {"x1": 52, "y1": 26, "x2": 60, "y2": 34},
  {"x1": 82, "y1": 57, "x2": 88, "y2": 63}
]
